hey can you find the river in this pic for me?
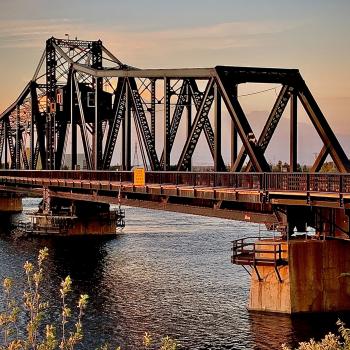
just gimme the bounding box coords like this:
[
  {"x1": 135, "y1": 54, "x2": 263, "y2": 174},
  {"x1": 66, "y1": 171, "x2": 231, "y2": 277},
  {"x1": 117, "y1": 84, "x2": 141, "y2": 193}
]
[{"x1": 0, "y1": 198, "x2": 348, "y2": 349}]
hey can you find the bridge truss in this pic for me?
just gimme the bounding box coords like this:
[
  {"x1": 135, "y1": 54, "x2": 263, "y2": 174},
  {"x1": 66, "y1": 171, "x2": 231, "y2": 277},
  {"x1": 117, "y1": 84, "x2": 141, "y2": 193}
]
[{"x1": 0, "y1": 37, "x2": 349, "y2": 173}]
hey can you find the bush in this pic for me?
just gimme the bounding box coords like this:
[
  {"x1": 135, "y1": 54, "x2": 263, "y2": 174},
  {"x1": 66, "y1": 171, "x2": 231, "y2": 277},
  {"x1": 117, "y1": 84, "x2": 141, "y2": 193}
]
[
  {"x1": 0, "y1": 248, "x2": 177, "y2": 350},
  {"x1": 282, "y1": 320, "x2": 350, "y2": 350}
]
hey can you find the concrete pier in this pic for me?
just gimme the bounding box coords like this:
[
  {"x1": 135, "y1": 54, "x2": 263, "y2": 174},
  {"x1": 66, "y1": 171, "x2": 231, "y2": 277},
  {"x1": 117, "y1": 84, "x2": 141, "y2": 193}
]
[
  {"x1": 248, "y1": 239, "x2": 350, "y2": 313},
  {"x1": 28, "y1": 198, "x2": 121, "y2": 236},
  {"x1": 0, "y1": 194, "x2": 22, "y2": 213}
]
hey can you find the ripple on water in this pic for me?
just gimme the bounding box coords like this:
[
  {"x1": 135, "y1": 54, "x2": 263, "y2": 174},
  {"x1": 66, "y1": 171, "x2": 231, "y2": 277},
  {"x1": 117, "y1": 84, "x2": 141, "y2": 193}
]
[{"x1": 0, "y1": 201, "x2": 349, "y2": 349}]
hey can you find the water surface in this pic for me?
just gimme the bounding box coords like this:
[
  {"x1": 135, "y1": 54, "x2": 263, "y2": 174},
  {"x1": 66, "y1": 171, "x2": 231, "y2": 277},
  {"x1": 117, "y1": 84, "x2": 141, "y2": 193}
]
[{"x1": 0, "y1": 198, "x2": 348, "y2": 349}]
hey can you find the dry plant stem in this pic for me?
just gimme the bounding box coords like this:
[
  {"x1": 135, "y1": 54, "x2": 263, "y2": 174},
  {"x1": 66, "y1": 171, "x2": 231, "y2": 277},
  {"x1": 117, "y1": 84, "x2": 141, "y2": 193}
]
[{"x1": 0, "y1": 247, "x2": 179, "y2": 350}]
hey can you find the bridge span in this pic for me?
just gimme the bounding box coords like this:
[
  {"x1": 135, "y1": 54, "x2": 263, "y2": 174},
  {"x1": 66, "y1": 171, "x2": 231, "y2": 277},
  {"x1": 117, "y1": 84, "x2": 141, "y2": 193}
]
[
  {"x1": 0, "y1": 170, "x2": 350, "y2": 234},
  {"x1": 1, "y1": 37, "x2": 350, "y2": 314},
  {"x1": 1, "y1": 170, "x2": 350, "y2": 314}
]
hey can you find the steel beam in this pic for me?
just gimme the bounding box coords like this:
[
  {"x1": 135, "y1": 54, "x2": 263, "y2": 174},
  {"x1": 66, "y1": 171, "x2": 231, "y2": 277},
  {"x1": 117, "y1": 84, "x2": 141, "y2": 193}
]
[
  {"x1": 311, "y1": 145, "x2": 329, "y2": 172},
  {"x1": 15, "y1": 106, "x2": 20, "y2": 169},
  {"x1": 122, "y1": 86, "x2": 132, "y2": 170},
  {"x1": 92, "y1": 40, "x2": 103, "y2": 170},
  {"x1": 5, "y1": 118, "x2": 15, "y2": 168},
  {"x1": 72, "y1": 64, "x2": 215, "y2": 79},
  {"x1": 46, "y1": 38, "x2": 57, "y2": 170},
  {"x1": 159, "y1": 80, "x2": 188, "y2": 167},
  {"x1": 30, "y1": 84, "x2": 46, "y2": 168},
  {"x1": 70, "y1": 76, "x2": 77, "y2": 170},
  {"x1": 150, "y1": 79, "x2": 156, "y2": 146},
  {"x1": 0, "y1": 82, "x2": 31, "y2": 120},
  {"x1": 233, "y1": 85, "x2": 291, "y2": 172},
  {"x1": 103, "y1": 78, "x2": 126, "y2": 169},
  {"x1": 30, "y1": 98, "x2": 35, "y2": 169},
  {"x1": 215, "y1": 68, "x2": 270, "y2": 172},
  {"x1": 4, "y1": 120, "x2": 8, "y2": 168},
  {"x1": 231, "y1": 85, "x2": 238, "y2": 170},
  {"x1": 163, "y1": 77, "x2": 171, "y2": 170},
  {"x1": 177, "y1": 78, "x2": 215, "y2": 170},
  {"x1": 0, "y1": 121, "x2": 4, "y2": 166},
  {"x1": 297, "y1": 80, "x2": 350, "y2": 173},
  {"x1": 290, "y1": 91, "x2": 298, "y2": 171},
  {"x1": 127, "y1": 77, "x2": 160, "y2": 170},
  {"x1": 55, "y1": 121, "x2": 68, "y2": 170},
  {"x1": 72, "y1": 64, "x2": 299, "y2": 81},
  {"x1": 214, "y1": 84, "x2": 222, "y2": 171},
  {"x1": 188, "y1": 79, "x2": 226, "y2": 170},
  {"x1": 186, "y1": 83, "x2": 192, "y2": 170},
  {"x1": 20, "y1": 133, "x2": 29, "y2": 169},
  {"x1": 73, "y1": 73, "x2": 92, "y2": 169}
]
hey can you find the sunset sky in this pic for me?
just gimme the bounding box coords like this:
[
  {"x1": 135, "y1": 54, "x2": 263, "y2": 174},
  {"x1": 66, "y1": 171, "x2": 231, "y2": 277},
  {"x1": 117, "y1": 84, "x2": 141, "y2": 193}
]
[{"x1": 0, "y1": 0, "x2": 349, "y2": 163}]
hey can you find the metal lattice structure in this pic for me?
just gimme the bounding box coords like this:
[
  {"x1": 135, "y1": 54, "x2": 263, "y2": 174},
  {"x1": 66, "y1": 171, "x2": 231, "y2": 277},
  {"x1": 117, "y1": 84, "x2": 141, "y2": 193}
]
[{"x1": 1, "y1": 37, "x2": 349, "y2": 173}]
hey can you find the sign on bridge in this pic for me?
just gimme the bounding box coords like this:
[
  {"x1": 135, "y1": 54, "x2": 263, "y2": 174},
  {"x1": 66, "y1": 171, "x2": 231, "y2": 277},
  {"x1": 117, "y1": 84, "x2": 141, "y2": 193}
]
[{"x1": 133, "y1": 167, "x2": 145, "y2": 186}]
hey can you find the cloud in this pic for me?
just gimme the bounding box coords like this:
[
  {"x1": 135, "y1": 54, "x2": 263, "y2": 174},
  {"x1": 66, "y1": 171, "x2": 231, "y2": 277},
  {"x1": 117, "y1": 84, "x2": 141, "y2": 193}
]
[
  {"x1": 0, "y1": 19, "x2": 86, "y2": 48},
  {"x1": 103, "y1": 20, "x2": 299, "y2": 58},
  {"x1": 0, "y1": 18, "x2": 299, "y2": 55}
]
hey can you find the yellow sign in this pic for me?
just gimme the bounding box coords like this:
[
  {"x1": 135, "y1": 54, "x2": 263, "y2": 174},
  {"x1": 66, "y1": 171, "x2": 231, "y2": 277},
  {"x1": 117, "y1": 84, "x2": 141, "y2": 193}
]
[{"x1": 133, "y1": 167, "x2": 145, "y2": 186}]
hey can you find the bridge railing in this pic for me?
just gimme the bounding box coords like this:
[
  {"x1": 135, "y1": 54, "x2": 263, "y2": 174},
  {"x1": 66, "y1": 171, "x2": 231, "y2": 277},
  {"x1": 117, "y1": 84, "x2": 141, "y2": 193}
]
[
  {"x1": 145, "y1": 172, "x2": 264, "y2": 189},
  {"x1": 231, "y1": 236, "x2": 287, "y2": 267},
  {"x1": 265, "y1": 173, "x2": 350, "y2": 193},
  {"x1": 2, "y1": 170, "x2": 350, "y2": 194}
]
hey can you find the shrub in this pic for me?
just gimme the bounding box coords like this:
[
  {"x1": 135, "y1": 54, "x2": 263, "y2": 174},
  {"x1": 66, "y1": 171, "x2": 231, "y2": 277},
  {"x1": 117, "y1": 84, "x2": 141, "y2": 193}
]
[
  {"x1": 282, "y1": 320, "x2": 350, "y2": 350},
  {"x1": 0, "y1": 248, "x2": 177, "y2": 350}
]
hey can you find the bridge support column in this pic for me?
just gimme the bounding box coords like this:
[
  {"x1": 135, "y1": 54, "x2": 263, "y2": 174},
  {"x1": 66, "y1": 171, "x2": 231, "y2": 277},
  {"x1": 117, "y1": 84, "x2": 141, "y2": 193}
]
[
  {"x1": 30, "y1": 197, "x2": 122, "y2": 236},
  {"x1": 248, "y1": 239, "x2": 350, "y2": 313},
  {"x1": 0, "y1": 193, "x2": 22, "y2": 213},
  {"x1": 69, "y1": 201, "x2": 119, "y2": 235}
]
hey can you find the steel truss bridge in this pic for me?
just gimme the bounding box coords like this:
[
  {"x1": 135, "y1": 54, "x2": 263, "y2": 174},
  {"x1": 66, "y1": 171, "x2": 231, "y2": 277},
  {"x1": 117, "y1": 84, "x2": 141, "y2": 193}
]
[
  {"x1": 0, "y1": 37, "x2": 350, "y2": 237},
  {"x1": 1, "y1": 37, "x2": 349, "y2": 173}
]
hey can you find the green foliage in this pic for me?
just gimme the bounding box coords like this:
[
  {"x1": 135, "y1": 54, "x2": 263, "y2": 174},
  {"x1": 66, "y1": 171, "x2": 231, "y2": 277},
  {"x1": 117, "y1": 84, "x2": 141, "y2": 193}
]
[
  {"x1": 320, "y1": 162, "x2": 337, "y2": 173},
  {"x1": 282, "y1": 320, "x2": 350, "y2": 350},
  {"x1": 0, "y1": 248, "x2": 178, "y2": 350},
  {"x1": 0, "y1": 247, "x2": 88, "y2": 350}
]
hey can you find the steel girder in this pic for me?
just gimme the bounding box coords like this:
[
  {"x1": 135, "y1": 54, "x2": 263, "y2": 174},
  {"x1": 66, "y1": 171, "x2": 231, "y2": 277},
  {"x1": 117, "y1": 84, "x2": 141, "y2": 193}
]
[
  {"x1": 46, "y1": 38, "x2": 56, "y2": 170},
  {"x1": 102, "y1": 78, "x2": 127, "y2": 169},
  {"x1": 0, "y1": 121, "x2": 4, "y2": 163},
  {"x1": 127, "y1": 77, "x2": 160, "y2": 170},
  {"x1": 5, "y1": 118, "x2": 15, "y2": 168},
  {"x1": 311, "y1": 145, "x2": 329, "y2": 172},
  {"x1": 30, "y1": 83, "x2": 46, "y2": 169}
]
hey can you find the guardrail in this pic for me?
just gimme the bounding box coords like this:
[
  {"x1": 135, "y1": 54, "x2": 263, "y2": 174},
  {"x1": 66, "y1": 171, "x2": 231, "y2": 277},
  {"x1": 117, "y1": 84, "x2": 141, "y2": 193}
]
[
  {"x1": 231, "y1": 236, "x2": 288, "y2": 282},
  {"x1": 0, "y1": 170, "x2": 350, "y2": 194}
]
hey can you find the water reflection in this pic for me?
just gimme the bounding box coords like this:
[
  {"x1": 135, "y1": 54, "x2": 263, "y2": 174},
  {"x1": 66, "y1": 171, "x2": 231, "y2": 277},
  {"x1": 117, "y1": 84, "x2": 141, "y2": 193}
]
[
  {"x1": 0, "y1": 199, "x2": 349, "y2": 349},
  {"x1": 249, "y1": 312, "x2": 294, "y2": 349}
]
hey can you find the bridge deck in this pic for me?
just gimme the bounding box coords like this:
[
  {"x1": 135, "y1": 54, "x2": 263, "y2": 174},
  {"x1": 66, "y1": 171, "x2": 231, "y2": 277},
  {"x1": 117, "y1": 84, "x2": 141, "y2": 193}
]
[{"x1": 0, "y1": 171, "x2": 349, "y2": 210}]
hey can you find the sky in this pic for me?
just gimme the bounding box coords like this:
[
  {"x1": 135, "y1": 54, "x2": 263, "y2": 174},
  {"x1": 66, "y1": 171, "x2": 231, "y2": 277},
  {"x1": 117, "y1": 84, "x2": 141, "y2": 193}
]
[{"x1": 0, "y1": 0, "x2": 349, "y2": 164}]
